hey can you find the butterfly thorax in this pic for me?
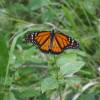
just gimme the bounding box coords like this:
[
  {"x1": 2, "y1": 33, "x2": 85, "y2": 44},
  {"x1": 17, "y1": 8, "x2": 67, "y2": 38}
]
[{"x1": 49, "y1": 30, "x2": 55, "y2": 50}]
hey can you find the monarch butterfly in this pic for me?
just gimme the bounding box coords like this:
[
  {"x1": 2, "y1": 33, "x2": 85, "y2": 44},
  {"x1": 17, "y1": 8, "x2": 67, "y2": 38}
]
[{"x1": 25, "y1": 30, "x2": 79, "y2": 54}]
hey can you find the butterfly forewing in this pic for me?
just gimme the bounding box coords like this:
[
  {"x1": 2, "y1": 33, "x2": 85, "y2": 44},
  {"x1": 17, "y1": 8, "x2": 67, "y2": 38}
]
[
  {"x1": 34, "y1": 31, "x2": 51, "y2": 53},
  {"x1": 34, "y1": 32, "x2": 51, "y2": 46}
]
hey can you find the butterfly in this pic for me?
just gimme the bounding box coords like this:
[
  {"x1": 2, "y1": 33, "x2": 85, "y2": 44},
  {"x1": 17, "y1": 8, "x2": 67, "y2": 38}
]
[{"x1": 25, "y1": 30, "x2": 79, "y2": 54}]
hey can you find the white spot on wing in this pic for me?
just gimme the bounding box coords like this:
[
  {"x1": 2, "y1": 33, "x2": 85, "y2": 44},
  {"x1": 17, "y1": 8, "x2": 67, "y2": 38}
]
[{"x1": 31, "y1": 34, "x2": 34, "y2": 42}]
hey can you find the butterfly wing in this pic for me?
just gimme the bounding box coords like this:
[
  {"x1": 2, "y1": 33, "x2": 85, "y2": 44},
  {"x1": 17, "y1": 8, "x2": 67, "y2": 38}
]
[
  {"x1": 25, "y1": 31, "x2": 79, "y2": 54},
  {"x1": 34, "y1": 31, "x2": 51, "y2": 53},
  {"x1": 50, "y1": 32, "x2": 79, "y2": 54}
]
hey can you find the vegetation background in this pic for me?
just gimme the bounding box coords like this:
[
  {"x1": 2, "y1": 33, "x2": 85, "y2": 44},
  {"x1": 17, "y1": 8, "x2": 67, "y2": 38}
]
[{"x1": 0, "y1": 0, "x2": 100, "y2": 100}]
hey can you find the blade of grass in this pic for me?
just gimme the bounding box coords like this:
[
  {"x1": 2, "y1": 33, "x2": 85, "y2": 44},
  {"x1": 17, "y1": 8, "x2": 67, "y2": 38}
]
[{"x1": 4, "y1": 28, "x2": 33, "y2": 86}]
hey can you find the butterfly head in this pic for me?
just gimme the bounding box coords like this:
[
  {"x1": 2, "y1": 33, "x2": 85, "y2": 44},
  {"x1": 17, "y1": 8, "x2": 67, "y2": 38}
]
[{"x1": 25, "y1": 33, "x2": 34, "y2": 43}]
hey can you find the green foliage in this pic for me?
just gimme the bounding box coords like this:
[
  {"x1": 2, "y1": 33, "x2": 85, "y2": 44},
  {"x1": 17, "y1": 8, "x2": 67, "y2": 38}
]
[
  {"x1": 57, "y1": 53, "x2": 85, "y2": 75},
  {"x1": 78, "y1": 92, "x2": 96, "y2": 100},
  {"x1": 41, "y1": 77, "x2": 59, "y2": 93},
  {"x1": 28, "y1": 0, "x2": 51, "y2": 11},
  {"x1": 65, "y1": 77, "x2": 81, "y2": 88},
  {"x1": 0, "y1": 34, "x2": 8, "y2": 76},
  {"x1": 3, "y1": 92, "x2": 17, "y2": 100},
  {"x1": 0, "y1": 0, "x2": 100, "y2": 100}
]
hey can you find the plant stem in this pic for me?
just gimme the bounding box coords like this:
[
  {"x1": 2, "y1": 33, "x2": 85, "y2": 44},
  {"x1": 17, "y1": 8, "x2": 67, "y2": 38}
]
[
  {"x1": 58, "y1": 84, "x2": 62, "y2": 100},
  {"x1": 54, "y1": 56, "x2": 62, "y2": 100}
]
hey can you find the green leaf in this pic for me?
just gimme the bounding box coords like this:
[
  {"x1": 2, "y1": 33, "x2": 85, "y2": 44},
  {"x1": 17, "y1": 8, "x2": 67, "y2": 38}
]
[
  {"x1": 41, "y1": 77, "x2": 58, "y2": 93},
  {"x1": 60, "y1": 60, "x2": 85, "y2": 75},
  {"x1": 42, "y1": 8, "x2": 56, "y2": 22},
  {"x1": 78, "y1": 92, "x2": 96, "y2": 100},
  {"x1": 62, "y1": 5, "x2": 77, "y2": 29},
  {"x1": 65, "y1": 77, "x2": 81, "y2": 88},
  {"x1": 57, "y1": 53, "x2": 78, "y2": 67},
  {"x1": 20, "y1": 89, "x2": 40, "y2": 98},
  {"x1": 28, "y1": 0, "x2": 50, "y2": 11},
  {"x1": 0, "y1": 34, "x2": 9, "y2": 77},
  {"x1": 57, "y1": 54, "x2": 85, "y2": 75},
  {"x1": 8, "y1": 3, "x2": 28, "y2": 13},
  {"x1": 16, "y1": 47, "x2": 44, "y2": 63},
  {"x1": 4, "y1": 92, "x2": 17, "y2": 100},
  {"x1": 83, "y1": 0, "x2": 96, "y2": 15}
]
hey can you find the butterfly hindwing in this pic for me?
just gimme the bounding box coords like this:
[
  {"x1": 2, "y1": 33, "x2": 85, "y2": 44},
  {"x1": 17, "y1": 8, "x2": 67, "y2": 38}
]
[
  {"x1": 55, "y1": 32, "x2": 70, "y2": 48},
  {"x1": 55, "y1": 32, "x2": 79, "y2": 49},
  {"x1": 50, "y1": 36, "x2": 62, "y2": 54}
]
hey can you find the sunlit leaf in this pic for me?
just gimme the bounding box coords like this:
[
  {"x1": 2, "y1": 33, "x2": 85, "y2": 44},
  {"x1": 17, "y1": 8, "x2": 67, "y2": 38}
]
[
  {"x1": 65, "y1": 77, "x2": 81, "y2": 88},
  {"x1": 57, "y1": 54, "x2": 85, "y2": 75},
  {"x1": 41, "y1": 77, "x2": 58, "y2": 93}
]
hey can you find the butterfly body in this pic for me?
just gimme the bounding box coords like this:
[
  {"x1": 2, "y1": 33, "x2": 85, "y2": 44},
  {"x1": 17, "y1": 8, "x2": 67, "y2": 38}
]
[{"x1": 25, "y1": 30, "x2": 79, "y2": 54}]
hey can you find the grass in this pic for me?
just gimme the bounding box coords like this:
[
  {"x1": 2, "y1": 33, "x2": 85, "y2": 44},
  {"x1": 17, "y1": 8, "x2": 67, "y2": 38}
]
[{"x1": 0, "y1": 0, "x2": 100, "y2": 100}]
